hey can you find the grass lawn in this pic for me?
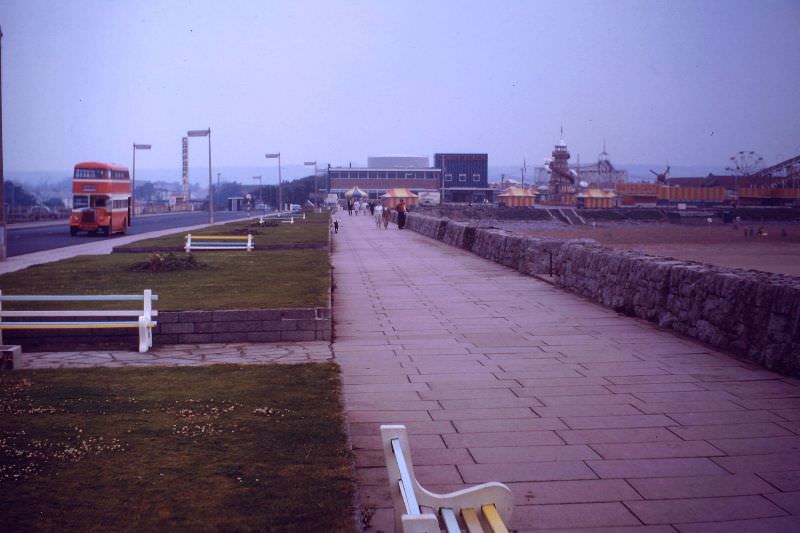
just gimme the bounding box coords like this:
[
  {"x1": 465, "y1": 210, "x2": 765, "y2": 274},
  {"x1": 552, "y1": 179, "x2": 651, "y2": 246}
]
[
  {"x1": 116, "y1": 212, "x2": 330, "y2": 249},
  {"x1": 0, "y1": 212, "x2": 331, "y2": 311},
  {"x1": 0, "y1": 364, "x2": 356, "y2": 533},
  {"x1": 0, "y1": 249, "x2": 330, "y2": 311}
]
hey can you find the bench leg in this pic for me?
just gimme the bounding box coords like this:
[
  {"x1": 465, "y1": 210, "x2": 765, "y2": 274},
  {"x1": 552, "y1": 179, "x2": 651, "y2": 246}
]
[
  {"x1": 401, "y1": 513, "x2": 440, "y2": 533},
  {"x1": 138, "y1": 317, "x2": 149, "y2": 353}
]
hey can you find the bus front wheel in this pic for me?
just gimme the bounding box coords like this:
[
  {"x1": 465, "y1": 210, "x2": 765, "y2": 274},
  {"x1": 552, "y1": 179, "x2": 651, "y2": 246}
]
[{"x1": 70, "y1": 227, "x2": 78, "y2": 236}]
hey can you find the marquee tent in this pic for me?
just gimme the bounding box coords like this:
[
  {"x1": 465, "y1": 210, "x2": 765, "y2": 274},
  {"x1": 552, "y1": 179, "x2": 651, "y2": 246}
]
[
  {"x1": 345, "y1": 187, "x2": 369, "y2": 199},
  {"x1": 496, "y1": 187, "x2": 538, "y2": 207},
  {"x1": 381, "y1": 188, "x2": 418, "y2": 208}
]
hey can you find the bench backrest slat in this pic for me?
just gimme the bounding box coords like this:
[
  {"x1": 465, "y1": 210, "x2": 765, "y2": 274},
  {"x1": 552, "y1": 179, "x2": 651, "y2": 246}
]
[
  {"x1": 0, "y1": 294, "x2": 158, "y2": 302},
  {"x1": 482, "y1": 504, "x2": 509, "y2": 533},
  {"x1": 440, "y1": 508, "x2": 461, "y2": 533},
  {"x1": 391, "y1": 438, "x2": 421, "y2": 515},
  {"x1": 462, "y1": 507, "x2": 484, "y2": 532},
  {"x1": 1, "y1": 310, "x2": 159, "y2": 317},
  {"x1": 190, "y1": 236, "x2": 250, "y2": 241}
]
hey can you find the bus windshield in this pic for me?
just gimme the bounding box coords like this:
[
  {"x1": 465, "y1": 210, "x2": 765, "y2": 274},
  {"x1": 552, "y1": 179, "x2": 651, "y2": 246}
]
[{"x1": 73, "y1": 195, "x2": 89, "y2": 209}]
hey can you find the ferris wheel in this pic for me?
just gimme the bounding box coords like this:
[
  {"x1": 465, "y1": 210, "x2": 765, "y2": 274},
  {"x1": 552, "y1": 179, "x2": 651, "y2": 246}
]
[{"x1": 726, "y1": 150, "x2": 764, "y2": 176}]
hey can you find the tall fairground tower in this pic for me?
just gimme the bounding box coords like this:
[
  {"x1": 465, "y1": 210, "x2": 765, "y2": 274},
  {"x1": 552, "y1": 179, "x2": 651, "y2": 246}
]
[{"x1": 547, "y1": 134, "x2": 575, "y2": 205}]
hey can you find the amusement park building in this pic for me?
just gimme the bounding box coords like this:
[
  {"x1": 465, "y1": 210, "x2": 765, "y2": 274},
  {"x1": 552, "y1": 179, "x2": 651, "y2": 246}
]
[
  {"x1": 327, "y1": 153, "x2": 493, "y2": 203},
  {"x1": 327, "y1": 155, "x2": 441, "y2": 200}
]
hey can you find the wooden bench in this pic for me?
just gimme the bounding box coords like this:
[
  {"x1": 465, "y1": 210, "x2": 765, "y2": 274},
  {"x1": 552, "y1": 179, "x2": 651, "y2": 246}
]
[
  {"x1": 184, "y1": 233, "x2": 254, "y2": 252},
  {"x1": 0, "y1": 290, "x2": 158, "y2": 353},
  {"x1": 381, "y1": 425, "x2": 513, "y2": 533}
]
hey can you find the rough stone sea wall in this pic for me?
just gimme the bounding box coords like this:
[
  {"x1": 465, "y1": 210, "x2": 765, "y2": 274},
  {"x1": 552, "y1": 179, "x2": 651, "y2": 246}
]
[{"x1": 405, "y1": 213, "x2": 800, "y2": 376}]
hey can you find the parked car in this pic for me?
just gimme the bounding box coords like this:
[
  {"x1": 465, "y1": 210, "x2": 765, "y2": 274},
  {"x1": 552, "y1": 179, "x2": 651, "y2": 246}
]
[{"x1": 28, "y1": 205, "x2": 54, "y2": 220}]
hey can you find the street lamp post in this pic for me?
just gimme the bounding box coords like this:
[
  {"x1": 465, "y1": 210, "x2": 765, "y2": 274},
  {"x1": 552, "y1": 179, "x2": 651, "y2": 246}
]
[
  {"x1": 265, "y1": 153, "x2": 282, "y2": 211},
  {"x1": 440, "y1": 154, "x2": 447, "y2": 204},
  {"x1": 0, "y1": 25, "x2": 6, "y2": 261},
  {"x1": 187, "y1": 128, "x2": 212, "y2": 223},
  {"x1": 252, "y1": 176, "x2": 262, "y2": 210},
  {"x1": 304, "y1": 161, "x2": 317, "y2": 205},
  {"x1": 132, "y1": 143, "x2": 151, "y2": 223}
]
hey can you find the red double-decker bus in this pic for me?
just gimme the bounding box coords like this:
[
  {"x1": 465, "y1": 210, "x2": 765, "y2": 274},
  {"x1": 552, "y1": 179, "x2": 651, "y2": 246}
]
[{"x1": 70, "y1": 161, "x2": 131, "y2": 236}]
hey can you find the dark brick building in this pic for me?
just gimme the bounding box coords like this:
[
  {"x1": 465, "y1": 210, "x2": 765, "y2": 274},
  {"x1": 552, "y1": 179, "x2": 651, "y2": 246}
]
[{"x1": 434, "y1": 153, "x2": 491, "y2": 203}]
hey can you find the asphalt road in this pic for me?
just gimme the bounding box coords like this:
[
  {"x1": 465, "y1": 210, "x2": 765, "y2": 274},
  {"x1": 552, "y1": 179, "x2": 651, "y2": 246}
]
[{"x1": 7, "y1": 210, "x2": 252, "y2": 257}]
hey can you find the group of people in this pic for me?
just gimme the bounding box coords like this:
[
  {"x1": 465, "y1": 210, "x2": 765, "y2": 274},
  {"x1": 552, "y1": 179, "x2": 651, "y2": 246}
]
[
  {"x1": 346, "y1": 199, "x2": 373, "y2": 216},
  {"x1": 334, "y1": 198, "x2": 407, "y2": 232},
  {"x1": 373, "y1": 199, "x2": 406, "y2": 229},
  {"x1": 373, "y1": 203, "x2": 391, "y2": 230}
]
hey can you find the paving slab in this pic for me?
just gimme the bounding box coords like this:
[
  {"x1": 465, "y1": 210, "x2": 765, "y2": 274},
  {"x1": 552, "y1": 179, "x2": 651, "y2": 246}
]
[{"x1": 330, "y1": 212, "x2": 800, "y2": 532}]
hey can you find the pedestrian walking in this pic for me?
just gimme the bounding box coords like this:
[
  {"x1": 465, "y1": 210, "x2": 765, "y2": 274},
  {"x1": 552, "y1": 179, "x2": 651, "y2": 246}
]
[
  {"x1": 382, "y1": 207, "x2": 391, "y2": 229},
  {"x1": 396, "y1": 199, "x2": 407, "y2": 229},
  {"x1": 374, "y1": 204, "x2": 384, "y2": 229},
  {"x1": 333, "y1": 219, "x2": 339, "y2": 234}
]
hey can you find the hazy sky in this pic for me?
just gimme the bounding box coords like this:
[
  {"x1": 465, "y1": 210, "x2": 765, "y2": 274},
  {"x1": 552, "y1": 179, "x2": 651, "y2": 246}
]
[{"x1": 3, "y1": 0, "x2": 799, "y2": 179}]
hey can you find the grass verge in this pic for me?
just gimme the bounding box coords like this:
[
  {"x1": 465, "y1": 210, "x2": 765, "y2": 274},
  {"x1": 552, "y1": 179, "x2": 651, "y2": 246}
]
[
  {"x1": 115, "y1": 212, "x2": 330, "y2": 249},
  {"x1": 0, "y1": 249, "x2": 330, "y2": 311},
  {"x1": 0, "y1": 364, "x2": 355, "y2": 533}
]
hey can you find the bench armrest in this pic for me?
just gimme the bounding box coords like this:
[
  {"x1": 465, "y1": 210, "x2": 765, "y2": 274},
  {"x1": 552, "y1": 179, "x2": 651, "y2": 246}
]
[{"x1": 382, "y1": 424, "x2": 513, "y2": 532}]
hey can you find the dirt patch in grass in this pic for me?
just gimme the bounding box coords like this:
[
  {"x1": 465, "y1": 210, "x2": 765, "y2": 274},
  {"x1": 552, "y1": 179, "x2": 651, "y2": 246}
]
[
  {"x1": 128, "y1": 253, "x2": 210, "y2": 272},
  {"x1": 0, "y1": 364, "x2": 356, "y2": 533}
]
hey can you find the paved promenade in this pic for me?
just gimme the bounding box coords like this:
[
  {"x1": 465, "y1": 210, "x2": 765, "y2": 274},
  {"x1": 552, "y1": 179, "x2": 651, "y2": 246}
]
[{"x1": 332, "y1": 212, "x2": 800, "y2": 532}]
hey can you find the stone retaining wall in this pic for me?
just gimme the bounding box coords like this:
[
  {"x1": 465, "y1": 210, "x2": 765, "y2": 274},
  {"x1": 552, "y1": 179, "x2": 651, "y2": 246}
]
[
  {"x1": 2, "y1": 307, "x2": 332, "y2": 352},
  {"x1": 405, "y1": 213, "x2": 800, "y2": 376}
]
